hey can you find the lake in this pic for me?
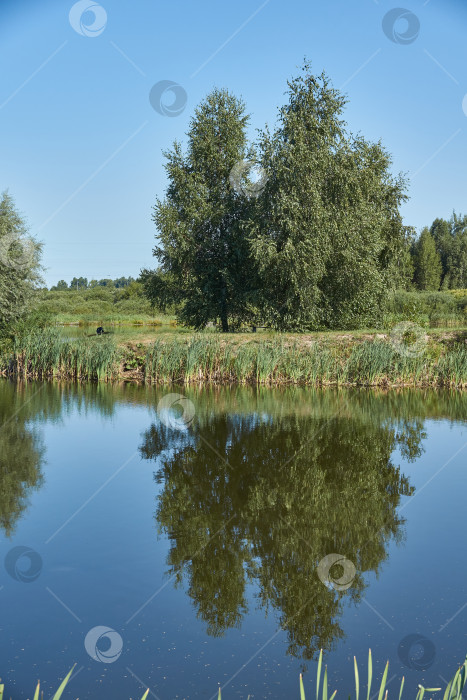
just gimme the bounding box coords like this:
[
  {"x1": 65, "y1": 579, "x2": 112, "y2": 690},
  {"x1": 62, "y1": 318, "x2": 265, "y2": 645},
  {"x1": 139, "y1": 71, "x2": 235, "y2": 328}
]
[{"x1": 0, "y1": 381, "x2": 466, "y2": 699}]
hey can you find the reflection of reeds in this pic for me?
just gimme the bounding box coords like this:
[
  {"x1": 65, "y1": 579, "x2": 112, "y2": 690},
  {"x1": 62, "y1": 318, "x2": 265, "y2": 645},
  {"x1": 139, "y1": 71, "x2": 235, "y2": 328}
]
[{"x1": 2, "y1": 331, "x2": 467, "y2": 386}]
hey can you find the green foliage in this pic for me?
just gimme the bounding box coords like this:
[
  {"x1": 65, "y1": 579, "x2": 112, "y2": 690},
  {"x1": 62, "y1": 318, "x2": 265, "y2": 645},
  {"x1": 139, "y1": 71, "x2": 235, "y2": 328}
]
[
  {"x1": 0, "y1": 191, "x2": 43, "y2": 333},
  {"x1": 1, "y1": 328, "x2": 120, "y2": 380},
  {"x1": 248, "y1": 63, "x2": 410, "y2": 330},
  {"x1": 387, "y1": 290, "x2": 467, "y2": 327},
  {"x1": 151, "y1": 88, "x2": 260, "y2": 331},
  {"x1": 36, "y1": 284, "x2": 163, "y2": 324},
  {"x1": 430, "y1": 214, "x2": 467, "y2": 289},
  {"x1": 51, "y1": 276, "x2": 136, "y2": 291},
  {"x1": 412, "y1": 228, "x2": 442, "y2": 291},
  {"x1": 141, "y1": 335, "x2": 467, "y2": 387}
]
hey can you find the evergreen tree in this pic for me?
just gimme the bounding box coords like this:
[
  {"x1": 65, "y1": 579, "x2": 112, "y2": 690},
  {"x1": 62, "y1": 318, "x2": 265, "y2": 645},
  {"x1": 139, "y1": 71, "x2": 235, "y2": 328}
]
[
  {"x1": 430, "y1": 214, "x2": 467, "y2": 289},
  {"x1": 412, "y1": 227, "x2": 442, "y2": 291}
]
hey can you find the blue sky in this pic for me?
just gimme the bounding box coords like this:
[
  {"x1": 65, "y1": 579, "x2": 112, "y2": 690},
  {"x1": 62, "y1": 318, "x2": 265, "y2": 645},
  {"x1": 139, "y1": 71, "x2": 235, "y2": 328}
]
[{"x1": 1, "y1": 0, "x2": 466, "y2": 287}]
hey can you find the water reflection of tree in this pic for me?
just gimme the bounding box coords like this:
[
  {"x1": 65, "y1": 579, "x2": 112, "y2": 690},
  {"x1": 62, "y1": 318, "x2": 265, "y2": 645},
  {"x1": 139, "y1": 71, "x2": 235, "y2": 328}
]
[
  {"x1": 0, "y1": 382, "x2": 45, "y2": 536},
  {"x1": 0, "y1": 379, "x2": 126, "y2": 535},
  {"x1": 140, "y1": 408, "x2": 425, "y2": 660}
]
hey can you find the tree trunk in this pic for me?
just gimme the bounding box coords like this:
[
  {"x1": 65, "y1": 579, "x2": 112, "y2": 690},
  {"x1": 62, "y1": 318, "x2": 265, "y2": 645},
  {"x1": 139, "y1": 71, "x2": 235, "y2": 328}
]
[
  {"x1": 220, "y1": 310, "x2": 229, "y2": 333},
  {"x1": 220, "y1": 288, "x2": 229, "y2": 332}
]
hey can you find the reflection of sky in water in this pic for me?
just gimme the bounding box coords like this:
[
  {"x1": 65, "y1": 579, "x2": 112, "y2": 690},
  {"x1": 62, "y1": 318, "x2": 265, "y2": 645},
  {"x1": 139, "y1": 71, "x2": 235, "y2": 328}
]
[{"x1": 0, "y1": 383, "x2": 466, "y2": 699}]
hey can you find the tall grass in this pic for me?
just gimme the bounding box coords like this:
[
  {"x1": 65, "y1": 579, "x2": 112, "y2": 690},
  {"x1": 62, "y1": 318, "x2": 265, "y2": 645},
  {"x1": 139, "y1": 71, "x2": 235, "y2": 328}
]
[
  {"x1": 2, "y1": 331, "x2": 467, "y2": 386},
  {"x1": 0, "y1": 329, "x2": 119, "y2": 380},
  {"x1": 142, "y1": 336, "x2": 467, "y2": 388}
]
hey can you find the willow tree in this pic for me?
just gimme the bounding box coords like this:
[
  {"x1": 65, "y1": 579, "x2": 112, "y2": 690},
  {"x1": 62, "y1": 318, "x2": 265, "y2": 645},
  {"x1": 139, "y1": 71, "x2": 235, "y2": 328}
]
[
  {"x1": 249, "y1": 64, "x2": 411, "y2": 330},
  {"x1": 0, "y1": 191, "x2": 42, "y2": 333},
  {"x1": 151, "y1": 89, "x2": 259, "y2": 331}
]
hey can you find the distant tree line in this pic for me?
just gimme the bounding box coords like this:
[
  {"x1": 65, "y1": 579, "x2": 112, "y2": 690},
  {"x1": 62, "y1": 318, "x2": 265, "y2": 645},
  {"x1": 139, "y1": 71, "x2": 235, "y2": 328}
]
[{"x1": 50, "y1": 276, "x2": 136, "y2": 291}]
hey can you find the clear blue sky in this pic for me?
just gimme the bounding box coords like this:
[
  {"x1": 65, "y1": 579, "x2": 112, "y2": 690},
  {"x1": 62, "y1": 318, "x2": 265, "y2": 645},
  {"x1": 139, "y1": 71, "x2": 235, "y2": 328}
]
[{"x1": 1, "y1": 0, "x2": 466, "y2": 287}]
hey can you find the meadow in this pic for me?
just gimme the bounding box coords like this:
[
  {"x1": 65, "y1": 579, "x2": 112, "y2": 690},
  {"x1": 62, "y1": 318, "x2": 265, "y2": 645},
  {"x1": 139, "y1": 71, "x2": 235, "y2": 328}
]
[{"x1": 35, "y1": 288, "x2": 467, "y2": 329}]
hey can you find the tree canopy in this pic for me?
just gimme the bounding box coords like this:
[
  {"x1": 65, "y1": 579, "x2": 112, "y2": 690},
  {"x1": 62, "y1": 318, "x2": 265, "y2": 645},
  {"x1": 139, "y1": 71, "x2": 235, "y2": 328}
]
[
  {"x1": 0, "y1": 191, "x2": 42, "y2": 332},
  {"x1": 150, "y1": 88, "x2": 260, "y2": 331},
  {"x1": 146, "y1": 64, "x2": 411, "y2": 331},
  {"x1": 249, "y1": 66, "x2": 411, "y2": 330}
]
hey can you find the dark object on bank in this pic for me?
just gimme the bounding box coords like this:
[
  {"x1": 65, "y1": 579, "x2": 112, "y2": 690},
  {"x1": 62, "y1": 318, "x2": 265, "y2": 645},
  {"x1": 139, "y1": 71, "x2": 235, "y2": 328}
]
[{"x1": 96, "y1": 327, "x2": 104, "y2": 335}]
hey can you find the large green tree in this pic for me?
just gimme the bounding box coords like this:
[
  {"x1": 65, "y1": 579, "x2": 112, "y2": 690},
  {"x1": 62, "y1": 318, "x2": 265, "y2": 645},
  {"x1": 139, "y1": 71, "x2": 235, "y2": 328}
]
[
  {"x1": 249, "y1": 64, "x2": 411, "y2": 330},
  {"x1": 150, "y1": 89, "x2": 259, "y2": 331},
  {"x1": 412, "y1": 227, "x2": 442, "y2": 291},
  {"x1": 0, "y1": 191, "x2": 42, "y2": 332}
]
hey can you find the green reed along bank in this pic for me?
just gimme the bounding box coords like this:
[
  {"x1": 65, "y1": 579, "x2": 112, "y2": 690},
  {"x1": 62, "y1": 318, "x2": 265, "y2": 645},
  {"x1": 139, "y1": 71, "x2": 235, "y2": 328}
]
[
  {"x1": 3, "y1": 651, "x2": 467, "y2": 700},
  {"x1": 1, "y1": 329, "x2": 467, "y2": 387}
]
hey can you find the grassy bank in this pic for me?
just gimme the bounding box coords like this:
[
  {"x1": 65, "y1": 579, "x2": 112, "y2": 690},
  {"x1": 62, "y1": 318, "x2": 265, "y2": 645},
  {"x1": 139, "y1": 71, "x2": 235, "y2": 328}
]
[
  {"x1": 36, "y1": 286, "x2": 176, "y2": 325},
  {"x1": 1, "y1": 329, "x2": 467, "y2": 386}
]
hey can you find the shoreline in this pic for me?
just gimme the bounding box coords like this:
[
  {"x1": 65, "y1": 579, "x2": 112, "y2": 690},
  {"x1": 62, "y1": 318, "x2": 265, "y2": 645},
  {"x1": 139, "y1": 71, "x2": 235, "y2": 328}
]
[{"x1": 1, "y1": 331, "x2": 466, "y2": 388}]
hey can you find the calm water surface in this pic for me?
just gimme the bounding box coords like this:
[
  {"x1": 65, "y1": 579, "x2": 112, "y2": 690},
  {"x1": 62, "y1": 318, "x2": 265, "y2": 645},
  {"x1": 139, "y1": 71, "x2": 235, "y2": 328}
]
[{"x1": 0, "y1": 381, "x2": 466, "y2": 699}]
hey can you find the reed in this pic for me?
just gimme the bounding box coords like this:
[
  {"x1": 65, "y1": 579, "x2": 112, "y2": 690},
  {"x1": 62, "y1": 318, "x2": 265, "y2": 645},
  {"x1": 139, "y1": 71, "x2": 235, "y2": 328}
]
[
  {"x1": 0, "y1": 329, "x2": 119, "y2": 380},
  {"x1": 4, "y1": 652, "x2": 465, "y2": 700},
  {"x1": 3, "y1": 331, "x2": 467, "y2": 387},
  {"x1": 219, "y1": 649, "x2": 467, "y2": 700},
  {"x1": 0, "y1": 665, "x2": 149, "y2": 700},
  {"x1": 143, "y1": 336, "x2": 467, "y2": 387}
]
